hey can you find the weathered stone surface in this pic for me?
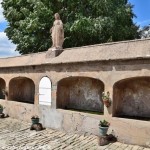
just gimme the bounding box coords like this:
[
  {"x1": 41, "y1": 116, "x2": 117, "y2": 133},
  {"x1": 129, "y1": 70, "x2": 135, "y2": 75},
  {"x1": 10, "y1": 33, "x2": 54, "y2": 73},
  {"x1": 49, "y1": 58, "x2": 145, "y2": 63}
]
[
  {"x1": 82, "y1": 116, "x2": 100, "y2": 135},
  {"x1": 0, "y1": 38, "x2": 150, "y2": 67},
  {"x1": 61, "y1": 111, "x2": 84, "y2": 133},
  {"x1": 39, "y1": 106, "x2": 63, "y2": 129},
  {"x1": 9, "y1": 77, "x2": 35, "y2": 104},
  {"x1": 113, "y1": 77, "x2": 150, "y2": 118},
  {"x1": 57, "y1": 77, "x2": 104, "y2": 112},
  {"x1": 46, "y1": 48, "x2": 63, "y2": 58},
  {"x1": 50, "y1": 13, "x2": 64, "y2": 49}
]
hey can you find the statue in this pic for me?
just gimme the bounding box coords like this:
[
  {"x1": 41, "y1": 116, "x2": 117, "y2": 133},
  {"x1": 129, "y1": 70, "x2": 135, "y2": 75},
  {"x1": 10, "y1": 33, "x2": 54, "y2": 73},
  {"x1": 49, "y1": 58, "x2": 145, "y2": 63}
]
[{"x1": 50, "y1": 13, "x2": 64, "y2": 49}]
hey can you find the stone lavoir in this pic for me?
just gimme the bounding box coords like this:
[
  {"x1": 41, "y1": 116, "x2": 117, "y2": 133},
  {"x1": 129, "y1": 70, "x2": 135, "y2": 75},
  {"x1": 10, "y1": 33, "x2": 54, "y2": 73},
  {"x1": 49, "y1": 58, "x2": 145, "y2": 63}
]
[{"x1": 0, "y1": 38, "x2": 150, "y2": 147}]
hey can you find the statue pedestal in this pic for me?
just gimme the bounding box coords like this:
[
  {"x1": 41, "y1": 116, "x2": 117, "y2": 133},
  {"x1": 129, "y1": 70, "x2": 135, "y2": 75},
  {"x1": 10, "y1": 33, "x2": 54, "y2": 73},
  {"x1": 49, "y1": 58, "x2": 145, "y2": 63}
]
[{"x1": 46, "y1": 47, "x2": 63, "y2": 58}]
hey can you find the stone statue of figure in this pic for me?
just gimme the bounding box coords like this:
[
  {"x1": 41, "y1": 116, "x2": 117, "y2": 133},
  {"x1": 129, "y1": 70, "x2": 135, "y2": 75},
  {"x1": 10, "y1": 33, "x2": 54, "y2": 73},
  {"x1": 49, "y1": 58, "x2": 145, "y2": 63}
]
[{"x1": 50, "y1": 13, "x2": 64, "y2": 49}]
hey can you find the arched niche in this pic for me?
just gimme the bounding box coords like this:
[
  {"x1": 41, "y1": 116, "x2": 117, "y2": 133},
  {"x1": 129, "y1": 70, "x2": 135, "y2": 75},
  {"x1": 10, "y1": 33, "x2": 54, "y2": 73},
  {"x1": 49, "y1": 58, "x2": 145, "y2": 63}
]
[
  {"x1": 9, "y1": 77, "x2": 35, "y2": 104},
  {"x1": 39, "y1": 77, "x2": 51, "y2": 106},
  {"x1": 57, "y1": 77, "x2": 104, "y2": 113},
  {"x1": 0, "y1": 78, "x2": 6, "y2": 99},
  {"x1": 113, "y1": 77, "x2": 150, "y2": 120}
]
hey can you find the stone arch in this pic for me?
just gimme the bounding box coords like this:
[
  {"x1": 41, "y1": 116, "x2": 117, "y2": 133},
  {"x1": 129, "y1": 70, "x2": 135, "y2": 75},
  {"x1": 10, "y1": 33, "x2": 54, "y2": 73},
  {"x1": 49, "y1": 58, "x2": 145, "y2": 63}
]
[
  {"x1": 39, "y1": 76, "x2": 52, "y2": 106},
  {"x1": 0, "y1": 78, "x2": 6, "y2": 99},
  {"x1": 113, "y1": 77, "x2": 150, "y2": 120},
  {"x1": 57, "y1": 76, "x2": 104, "y2": 113},
  {"x1": 9, "y1": 77, "x2": 35, "y2": 104}
]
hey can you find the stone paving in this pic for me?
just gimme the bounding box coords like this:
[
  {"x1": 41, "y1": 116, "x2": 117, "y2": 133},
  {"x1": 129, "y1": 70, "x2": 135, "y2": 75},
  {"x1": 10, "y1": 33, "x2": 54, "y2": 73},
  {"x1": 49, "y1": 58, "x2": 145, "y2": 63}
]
[{"x1": 0, "y1": 118, "x2": 149, "y2": 150}]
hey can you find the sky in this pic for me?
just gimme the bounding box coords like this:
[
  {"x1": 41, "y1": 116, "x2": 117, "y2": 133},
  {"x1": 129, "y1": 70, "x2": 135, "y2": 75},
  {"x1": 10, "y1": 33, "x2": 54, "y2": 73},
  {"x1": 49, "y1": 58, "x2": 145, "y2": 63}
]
[
  {"x1": 0, "y1": 0, "x2": 19, "y2": 58},
  {"x1": 0, "y1": 0, "x2": 150, "y2": 58},
  {"x1": 129, "y1": 0, "x2": 150, "y2": 27}
]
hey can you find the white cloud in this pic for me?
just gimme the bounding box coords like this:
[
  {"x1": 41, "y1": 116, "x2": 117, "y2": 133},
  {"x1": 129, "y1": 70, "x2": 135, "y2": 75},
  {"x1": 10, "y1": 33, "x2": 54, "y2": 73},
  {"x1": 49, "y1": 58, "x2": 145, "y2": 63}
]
[
  {"x1": 0, "y1": 32, "x2": 20, "y2": 58},
  {"x1": 0, "y1": 0, "x2": 19, "y2": 58},
  {"x1": 0, "y1": 0, "x2": 6, "y2": 23}
]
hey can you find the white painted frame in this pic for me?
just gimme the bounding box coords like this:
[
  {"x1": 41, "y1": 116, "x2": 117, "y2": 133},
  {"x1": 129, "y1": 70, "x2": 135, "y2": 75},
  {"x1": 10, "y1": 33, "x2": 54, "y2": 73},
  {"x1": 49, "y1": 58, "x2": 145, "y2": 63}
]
[{"x1": 39, "y1": 77, "x2": 51, "y2": 106}]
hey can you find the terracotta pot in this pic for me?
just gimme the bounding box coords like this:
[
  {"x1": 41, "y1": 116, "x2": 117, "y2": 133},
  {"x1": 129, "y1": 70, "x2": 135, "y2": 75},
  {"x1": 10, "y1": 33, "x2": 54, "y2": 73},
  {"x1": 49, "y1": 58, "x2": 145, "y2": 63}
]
[{"x1": 103, "y1": 99, "x2": 111, "y2": 107}]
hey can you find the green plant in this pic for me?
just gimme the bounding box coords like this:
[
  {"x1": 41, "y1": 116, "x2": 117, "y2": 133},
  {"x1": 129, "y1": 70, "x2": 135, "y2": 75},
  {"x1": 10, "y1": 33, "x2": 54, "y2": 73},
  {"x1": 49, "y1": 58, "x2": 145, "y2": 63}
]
[
  {"x1": 99, "y1": 120, "x2": 110, "y2": 127},
  {"x1": 102, "y1": 91, "x2": 110, "y2": 101},
  {"x1": 31, "y1": 115, "x2": 39, "y2": 119}
]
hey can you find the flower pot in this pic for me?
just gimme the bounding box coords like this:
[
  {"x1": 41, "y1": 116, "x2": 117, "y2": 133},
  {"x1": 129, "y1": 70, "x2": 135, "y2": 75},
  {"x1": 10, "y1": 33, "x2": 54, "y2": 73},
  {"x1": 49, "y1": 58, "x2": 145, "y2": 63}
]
[
  {"x1": 0, "y1": 108, "x2": 3, "y2": 114},
  {"x1": 31, "y1": 118, "x2": 39, "y2": 124},
  {"x1": 99, "y1": 126, "x2": 109, "y2": 136},
  {"x1": 103, "y1": 99, "x2": 111, "y2": 107}
]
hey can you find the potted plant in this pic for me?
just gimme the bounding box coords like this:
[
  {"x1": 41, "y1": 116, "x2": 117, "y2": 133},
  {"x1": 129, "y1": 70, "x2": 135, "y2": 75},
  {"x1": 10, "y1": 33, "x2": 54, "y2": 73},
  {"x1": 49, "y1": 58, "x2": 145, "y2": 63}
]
[
  {"x1": 31, "y1": 115, "x2": 39, "y2": 124},
  {"x1": 99, "y1": 120, "x2": 110, "y2": 136},
  {"x1": 0, "y1": 104, "x2": 4, "y2": 114},
  {"x1": 102, "y1": 91, "x2": 111, "y2": 107}
]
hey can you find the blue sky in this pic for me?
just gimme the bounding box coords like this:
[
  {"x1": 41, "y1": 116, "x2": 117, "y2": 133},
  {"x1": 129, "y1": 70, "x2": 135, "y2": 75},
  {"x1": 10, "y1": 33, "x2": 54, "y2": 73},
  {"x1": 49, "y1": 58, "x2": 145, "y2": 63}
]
[
  {"x1": 0, "y1": 0, "x2": 150, "y2": 58},
  {"x1": 129, "y1": 0, "x2": 150, "y2": 27}
]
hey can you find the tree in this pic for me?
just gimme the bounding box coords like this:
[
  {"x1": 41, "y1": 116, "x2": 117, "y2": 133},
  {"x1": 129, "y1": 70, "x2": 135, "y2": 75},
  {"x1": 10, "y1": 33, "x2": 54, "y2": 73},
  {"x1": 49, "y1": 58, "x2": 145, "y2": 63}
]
[
  {"x1": 139, "y1": 25, "x2": 150, "y2": 39},
  {"x1": 2, "y1": 0, "x2": 139, "y2": 54}
]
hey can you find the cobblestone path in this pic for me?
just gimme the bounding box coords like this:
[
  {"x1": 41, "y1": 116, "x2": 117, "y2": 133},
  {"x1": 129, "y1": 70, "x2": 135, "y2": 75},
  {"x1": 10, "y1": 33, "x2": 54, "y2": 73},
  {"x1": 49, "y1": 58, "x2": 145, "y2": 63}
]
[{"x1": 0, "y1": 118, "x2": 149, "y2": 150}]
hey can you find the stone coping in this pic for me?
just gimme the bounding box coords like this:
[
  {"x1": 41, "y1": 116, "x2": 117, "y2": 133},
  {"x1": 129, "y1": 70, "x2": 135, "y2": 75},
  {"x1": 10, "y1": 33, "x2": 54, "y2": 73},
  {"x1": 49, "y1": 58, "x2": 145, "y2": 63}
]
[
  {"x1": 0, "y1": 38, "x2": 150, "y2": 68},
  {"x1": 57, "y1": 109, "x2": 104, "y2": 119}
]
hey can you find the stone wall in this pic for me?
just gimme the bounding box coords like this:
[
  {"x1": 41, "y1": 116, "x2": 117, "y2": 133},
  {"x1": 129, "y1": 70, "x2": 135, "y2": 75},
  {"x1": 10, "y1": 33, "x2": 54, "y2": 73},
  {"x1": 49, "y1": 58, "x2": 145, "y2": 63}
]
[
  {"x1": 57, "y1": 77, "x2": 104, "y2": 112},
  {"x1": 113, "y1": 77, "x2": 150, "y2": 119},
  {"x1": 9, "y1": 77, "x2": 35, "y2": 104},
  {"x1": 0, "y1": 39, "x2": 150, "y2": 147}
]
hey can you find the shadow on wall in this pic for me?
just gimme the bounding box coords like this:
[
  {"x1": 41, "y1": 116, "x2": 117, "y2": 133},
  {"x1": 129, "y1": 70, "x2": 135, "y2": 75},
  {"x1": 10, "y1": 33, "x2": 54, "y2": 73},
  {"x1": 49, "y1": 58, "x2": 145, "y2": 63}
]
[
  {"x1": 0, "y1": 78, "x2": 6, "y2": 99},
  {"x1": 9, "y1": 77, "x2": 35, "y2": 104},
  {"x1": 57, "y1": 76, "x2": 104, "y2": 114},
  {"x1": 113, "y1": 77, "x2": 150, "y2": 120}
]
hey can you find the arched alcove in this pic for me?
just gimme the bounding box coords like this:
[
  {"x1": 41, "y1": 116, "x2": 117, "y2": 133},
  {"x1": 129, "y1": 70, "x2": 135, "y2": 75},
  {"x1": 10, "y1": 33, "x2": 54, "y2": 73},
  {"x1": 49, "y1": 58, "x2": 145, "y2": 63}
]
[
  {"x1": 113, "y1": 77, "x2": 150, "y2": 120},
  {"x1": 0, "y1": 78, "x2": 6, "y2": 99},
  {"x1": 9, "y1": 77, "x2": 35, "y2": 104},
  {"x1": 57, "y1": 77, "x2": 104, "y2": 113},
  {"x1": 39, "y1": 77, "x2": 51, "y2": 106}
]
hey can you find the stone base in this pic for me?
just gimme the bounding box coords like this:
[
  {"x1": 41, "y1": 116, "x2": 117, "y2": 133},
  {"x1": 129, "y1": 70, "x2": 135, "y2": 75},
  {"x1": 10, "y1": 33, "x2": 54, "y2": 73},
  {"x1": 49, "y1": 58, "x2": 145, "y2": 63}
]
[
  {"x1": 0, "y1": 113, "x2": 9, "y2": 118},
  {"x1": 98, "y1": 134, "x2": 117, "y2": 146},
  {"x1": 46, "y1": 47, "x2": 63, "y2": 58},
  {"x1": 30, "y1": 123, "x2": 44, "y2": 131}
]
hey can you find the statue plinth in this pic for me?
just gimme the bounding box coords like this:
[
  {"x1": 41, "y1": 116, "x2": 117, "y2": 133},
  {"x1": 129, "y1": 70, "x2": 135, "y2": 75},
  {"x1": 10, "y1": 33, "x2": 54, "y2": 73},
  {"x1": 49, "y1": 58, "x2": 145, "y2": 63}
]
[{"x1": 46, "y1": 47, "x2": 63, "y2": 58}]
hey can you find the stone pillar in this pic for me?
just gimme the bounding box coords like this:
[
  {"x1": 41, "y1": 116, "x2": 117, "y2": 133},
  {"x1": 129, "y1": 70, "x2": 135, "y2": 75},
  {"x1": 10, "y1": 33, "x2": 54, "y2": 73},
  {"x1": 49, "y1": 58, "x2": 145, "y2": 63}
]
[
  {"x1": 51, "y1": 84, "x2": 57, "y2": 109},
  {"x1": 103, "y1": 84, "x2": 113, "y2": 116},
  {"x1": 5, "y1": 80, "x2": 10, "y2": 101},
  {"x1": 34, "y1": 80, "x2": 39, "y2": 105}
]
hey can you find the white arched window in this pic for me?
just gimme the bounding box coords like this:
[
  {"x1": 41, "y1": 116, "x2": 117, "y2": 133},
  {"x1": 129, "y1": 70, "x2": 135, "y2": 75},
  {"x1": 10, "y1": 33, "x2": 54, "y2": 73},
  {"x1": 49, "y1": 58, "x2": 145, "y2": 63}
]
[{"x1": 39, "y1": 77, "x2": 51, "y2": 106}]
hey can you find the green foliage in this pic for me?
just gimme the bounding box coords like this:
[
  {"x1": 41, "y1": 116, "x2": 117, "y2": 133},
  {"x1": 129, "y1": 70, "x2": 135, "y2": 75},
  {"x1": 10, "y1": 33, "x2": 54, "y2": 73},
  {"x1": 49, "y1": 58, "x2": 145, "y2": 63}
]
[
  {"x1": 31, "y1": 115, "x2": 39, "y2": 119},
  {"x1": 99, "y1": 120, "x2": 110, "y2": 127},
  {"x1": 102, "y1": 91, "x2": 110, "y2": 101},
  {"x1": 2, "y1": 0, "x2": 139, "y2": 54}
]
